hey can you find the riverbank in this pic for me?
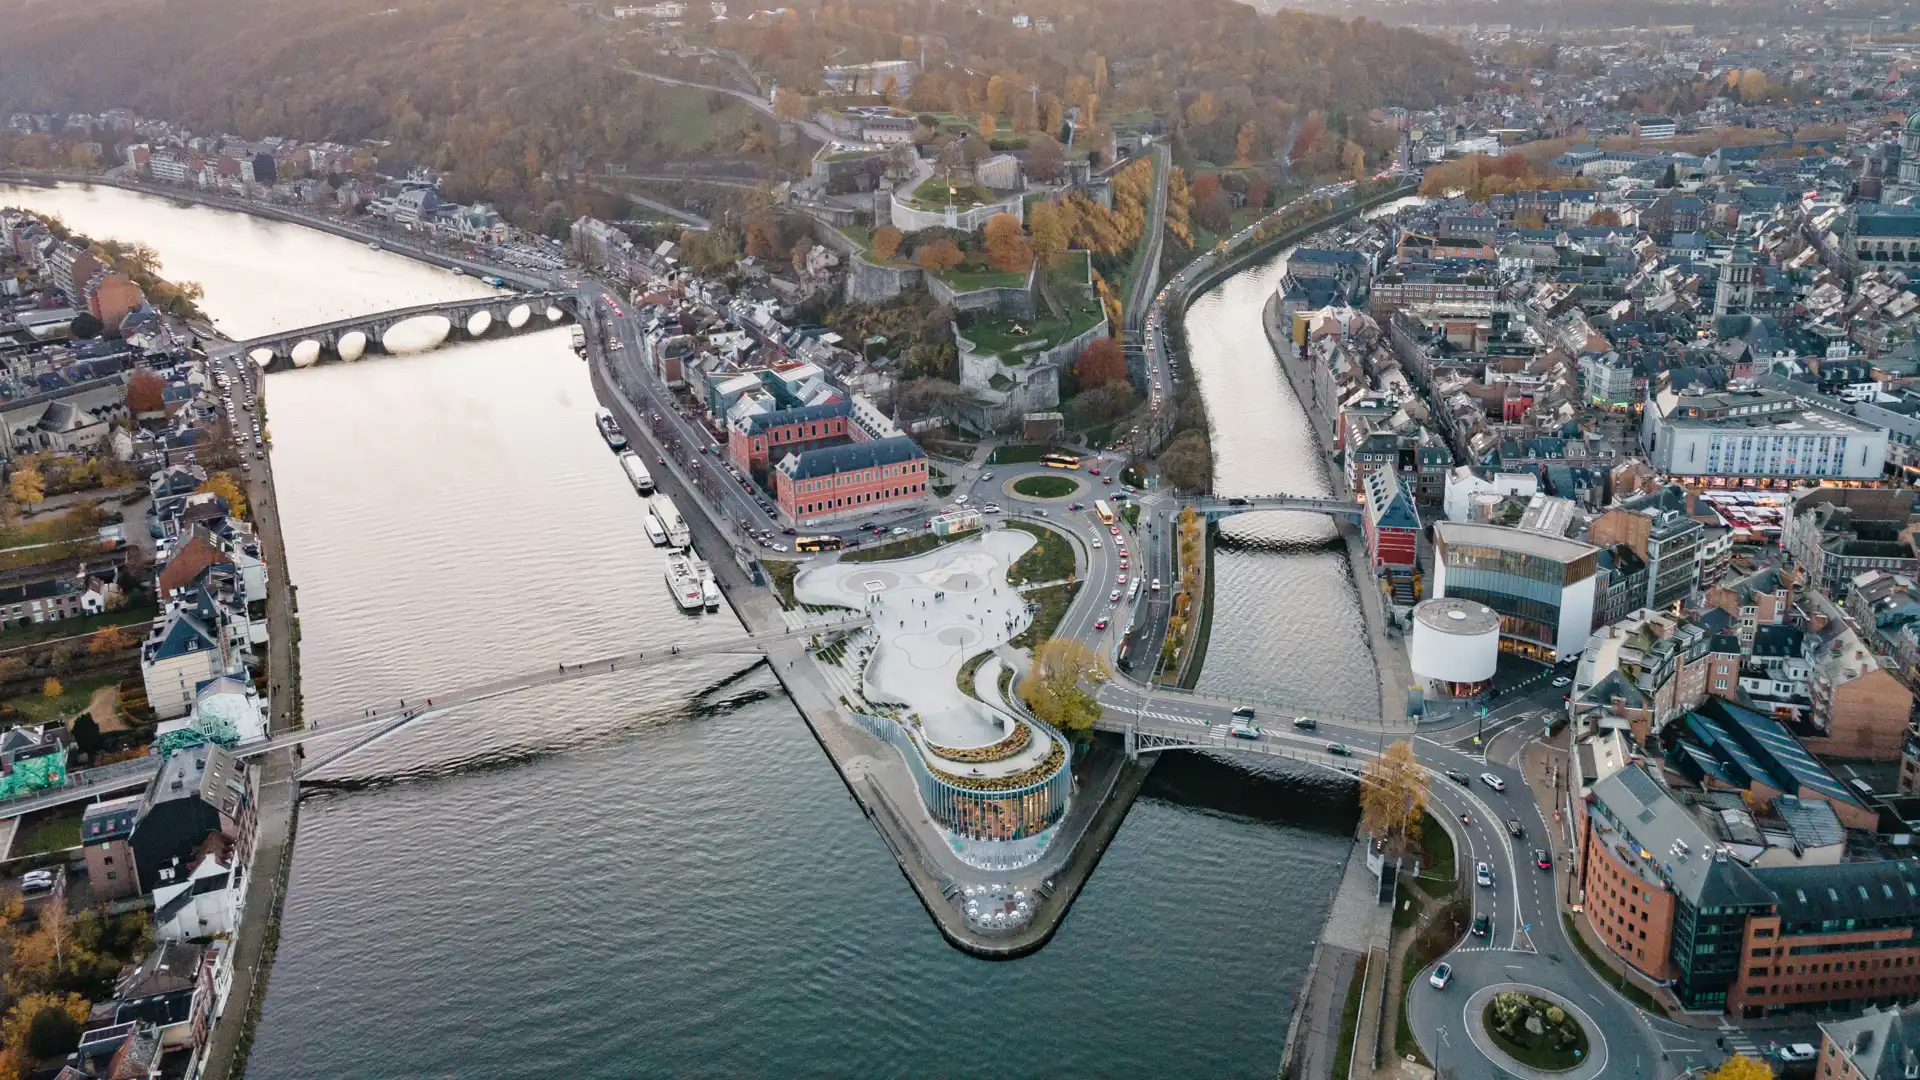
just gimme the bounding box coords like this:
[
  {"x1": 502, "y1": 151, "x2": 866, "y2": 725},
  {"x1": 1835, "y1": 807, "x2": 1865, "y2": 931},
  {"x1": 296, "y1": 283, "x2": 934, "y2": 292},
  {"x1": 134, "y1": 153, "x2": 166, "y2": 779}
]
[
  {"x1": 0, "y1": 171, "x2": 549, "y2": 292},
  {"x1": 1262, "y1": 292, "x2": 1416, "y2": 731}
]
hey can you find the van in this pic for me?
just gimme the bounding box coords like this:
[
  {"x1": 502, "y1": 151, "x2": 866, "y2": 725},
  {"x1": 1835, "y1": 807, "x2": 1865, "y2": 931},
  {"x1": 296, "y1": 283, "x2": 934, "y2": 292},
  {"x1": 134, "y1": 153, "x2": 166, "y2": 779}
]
[{"x1": 1128, "y1": 581, "x2": 1141, "y2": 601}]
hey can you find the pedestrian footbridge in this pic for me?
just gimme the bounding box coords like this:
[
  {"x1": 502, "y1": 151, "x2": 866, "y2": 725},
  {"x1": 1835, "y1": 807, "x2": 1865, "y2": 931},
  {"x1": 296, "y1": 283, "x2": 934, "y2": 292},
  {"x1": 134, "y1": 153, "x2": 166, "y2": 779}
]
[
  {"x1": 1184, "y1": 495, "x2": 1362, "y2": 520},
  {"x1": 0, "y1": 615, "x2": 868, "y2": 816}
]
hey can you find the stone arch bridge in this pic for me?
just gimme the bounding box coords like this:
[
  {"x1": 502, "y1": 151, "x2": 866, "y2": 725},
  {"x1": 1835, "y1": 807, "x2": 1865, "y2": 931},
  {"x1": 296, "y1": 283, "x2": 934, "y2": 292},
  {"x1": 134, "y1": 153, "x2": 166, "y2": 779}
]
[{"x1": 212, "y1": 291, "x2": 579, "y2": 371}]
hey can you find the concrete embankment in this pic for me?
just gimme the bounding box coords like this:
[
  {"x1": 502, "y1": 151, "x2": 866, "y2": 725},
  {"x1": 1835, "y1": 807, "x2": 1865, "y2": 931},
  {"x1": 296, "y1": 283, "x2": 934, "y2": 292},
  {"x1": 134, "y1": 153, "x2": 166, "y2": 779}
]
[
  {"x1": 0, "y1": 171, "x2": 549, "y2": 291},
  {"x1": 585, "y1": 342, "x2": 1146, "y2": 958},
  {"x1": 1277, "y1": 833, "x2": 1393, "y2": 1080},
  {"x1": 1261, "y1": 293, "x2": 1416, "y2": 731}
]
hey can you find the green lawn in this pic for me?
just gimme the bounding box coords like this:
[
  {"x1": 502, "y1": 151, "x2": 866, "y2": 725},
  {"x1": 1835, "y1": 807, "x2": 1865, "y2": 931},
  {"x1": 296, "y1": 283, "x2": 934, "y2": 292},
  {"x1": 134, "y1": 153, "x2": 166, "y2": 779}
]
[
  {"x1": 8, "y1": 673, "x2": 123, "y2": 724},
  {"x1": 1560, "y1": 912, "x2": 1666, "y2": 1015},
  {"x1": 1329, "y1": 964, "x2": 1367, "y2": 1080},
  {"x1": 12, "y1": 812, "x2": 82, "y2": 857},
  {"x1": 0, "y1": 602, "x2": 157, "y2": 649},
  {"x1": 766, "y1": 560, "x2": 800, "y2": 609},
  {"x1": 841, "y1": 531, "x2": 968, "y2": 563},
  {"x1": 1011, "y1": 475, "x2": 1078, "y2": 499},
  {"x1": 1006, "y1": 521, "x2": 1077, "y2": 584},
  {"x1": 938, "y1": 266, "x2": 1032, "y2": 293},
  {"x1": 654, "y1": 85, "x2": 757, "y2": 153},
  {"x1": 958, "y1": 304, "x2": 1104, "y2": 362},
  {"x1": 1122, "y1": 504, "x2": 1141, "y2": 529},
  {"x1": 1416, "y1": 810, "x2": 1456, "y2": 886},
  {"x1": 910, "y1": 177, "x2": 992, "y2": 206},
  {"x1": 1481, "y1": 997, "x2": 1590, "y2": 1070},
  {"x1": 1010, "y1": 582, "x2": 1077, "y2": 649},
  {"x1": 988, "y1": 444, "x2": 1053, "y2": 464}
]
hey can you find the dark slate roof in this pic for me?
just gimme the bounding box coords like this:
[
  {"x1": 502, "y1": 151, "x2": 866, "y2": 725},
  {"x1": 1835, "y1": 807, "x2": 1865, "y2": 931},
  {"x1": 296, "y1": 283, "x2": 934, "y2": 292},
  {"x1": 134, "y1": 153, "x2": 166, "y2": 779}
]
[
  {"x1": 1819, "y1": 1004, "x2": 1920, "y2": 1080},
  {"x1": 776, "y1": 435, "x2": 925, "y2": 481},
  {"x1": 1758, "y1": 859, "x2": 1920, "y2": 926},
  {"x1": 83, "y1": 796, "x2": 140, "y2": 844},
  {"x1": 149, "y1": 608, "x2": 218, "y2": 663},
  {"x1": 1751, "y1": 623, "x2": 1804, "y2": 660},
  {"x1": 1858, "y1": 208, "x2": 1920, "y2": 239},
  {"x1": 1687, "y1": 697, "x2": 1865, "y2": 809},
  {"x1": 740, "y1": 399, "x2": 850, "y2": 435}
]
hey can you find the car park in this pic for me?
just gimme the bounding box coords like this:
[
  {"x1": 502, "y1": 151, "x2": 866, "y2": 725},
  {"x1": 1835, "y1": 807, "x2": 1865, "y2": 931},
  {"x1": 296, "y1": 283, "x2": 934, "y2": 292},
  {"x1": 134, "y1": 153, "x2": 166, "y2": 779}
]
[
  {"x1": 1428, "y1": 963, "x2": 1452, "y2": 990},
  {"x1": 1480, "y1": 772, "x2": 1506, "y2": 792},
  {"x1": 1475, "y1": 862, "x2": 1495, "y2": 887}
]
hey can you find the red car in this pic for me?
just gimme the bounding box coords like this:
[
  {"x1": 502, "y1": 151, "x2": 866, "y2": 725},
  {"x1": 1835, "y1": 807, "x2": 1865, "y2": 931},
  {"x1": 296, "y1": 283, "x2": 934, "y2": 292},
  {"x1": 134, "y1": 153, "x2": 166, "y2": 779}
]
[
  {"x1": 1102, "y1": 477, "x2": 1114, "y2": 485},
  {"x1": 1089, "y1": 467, "x2": 1101, "y2": 475},
  {"x1": 1095, "y1": 618, "x2": 1109, "y2": 630}
]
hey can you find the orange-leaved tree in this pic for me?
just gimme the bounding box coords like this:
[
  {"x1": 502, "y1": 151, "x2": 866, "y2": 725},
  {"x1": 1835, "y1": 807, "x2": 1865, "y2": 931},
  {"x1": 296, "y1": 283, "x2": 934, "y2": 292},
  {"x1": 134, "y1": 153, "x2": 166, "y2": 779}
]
[{"x1": 982, "y1": 213, "x2": 1033, "y2": 273}]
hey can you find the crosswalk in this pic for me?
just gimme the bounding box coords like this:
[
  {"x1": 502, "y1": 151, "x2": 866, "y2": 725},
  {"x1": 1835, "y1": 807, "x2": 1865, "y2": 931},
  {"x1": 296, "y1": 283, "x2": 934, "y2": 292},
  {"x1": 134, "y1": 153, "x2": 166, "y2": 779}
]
[
  {"x1": 1719, "y1": 1023, "x2": 1762, "y2": 1061},
  {"x1": 1107, "y1": 704, "x2": 1208, "y2": 727}
]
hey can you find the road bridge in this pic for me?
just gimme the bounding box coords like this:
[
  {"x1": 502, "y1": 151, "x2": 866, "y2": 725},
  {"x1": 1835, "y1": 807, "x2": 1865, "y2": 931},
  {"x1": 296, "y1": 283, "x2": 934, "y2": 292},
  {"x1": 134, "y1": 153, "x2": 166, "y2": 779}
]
[
  {"x1": 0, "y1": 616, "x2": 866, "y2": 818},
  {"x1": 211, "y1": 291, "x2": 578, "y2": 370},
  {"x1": 1095, "y1": 716, "x2": 1370, "y2": 776},
  {"x1": 1184, "y1": 494, "x2": 1363, "y2": 520}
]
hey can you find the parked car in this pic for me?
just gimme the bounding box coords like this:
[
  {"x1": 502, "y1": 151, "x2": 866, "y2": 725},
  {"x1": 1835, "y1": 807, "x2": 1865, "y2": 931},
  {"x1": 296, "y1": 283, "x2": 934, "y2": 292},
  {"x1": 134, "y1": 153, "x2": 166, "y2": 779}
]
[
  {"x1": 1475, "y1": 861, "x2": 1495, "y2": 887},
  {"x1": 1428, "y1": 963, "x2": 1453, "y2": 990}
]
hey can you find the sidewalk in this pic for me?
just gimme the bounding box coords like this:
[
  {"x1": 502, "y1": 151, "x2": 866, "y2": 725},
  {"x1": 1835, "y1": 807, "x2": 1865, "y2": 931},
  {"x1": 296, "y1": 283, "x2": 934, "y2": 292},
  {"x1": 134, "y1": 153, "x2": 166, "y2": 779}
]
[{"x1": 1284, "y1": 835, "x2": 1394, "y2": 1080}]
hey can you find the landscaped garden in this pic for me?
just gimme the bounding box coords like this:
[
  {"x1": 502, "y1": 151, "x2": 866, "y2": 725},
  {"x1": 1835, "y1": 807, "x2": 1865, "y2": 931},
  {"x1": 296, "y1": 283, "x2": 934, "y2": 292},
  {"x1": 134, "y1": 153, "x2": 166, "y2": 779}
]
[
  {"x1": 1011, "y1": 475, "x2": 1079, "y2": 499},
  {"x1": 1481, "y1": 990, "x2": 1590, "y2": 1070},
  {"x1": 1006, "y1": 521, "x2": 1076, "y2": 585}
]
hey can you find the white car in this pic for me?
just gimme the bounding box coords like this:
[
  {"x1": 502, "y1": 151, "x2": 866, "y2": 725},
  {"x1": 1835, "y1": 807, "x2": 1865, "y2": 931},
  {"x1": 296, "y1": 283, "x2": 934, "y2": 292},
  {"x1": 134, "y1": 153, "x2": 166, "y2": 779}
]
[
  {"x1": 1429, "y1": 963, "x2": 1452, "y2": 990},
  {"x1": 891, "y1": 526, "x2": 908, "y2": 536},
  {"x1": 1475, "y1": 861, "x2": 1495, "y2": 888},
  {"x1": 983, "y1": 504, "x2": 1002, "y2": 514},
  {"x1": 955, "y1": 494, "x2": 970, "y2": 504},
  {"x1": 1480, "y1": 772, "x2": 1506, "y2": 792},
  {"x1": 1091, "y1": 538, "x2": 1102, "y2": 549},
  {"x1": 1109, "y1": 590, "x2": 1121, "y2": 602},
  {"x1": 1552, "y1": 676, "x2": 1571, "y2": 687}
]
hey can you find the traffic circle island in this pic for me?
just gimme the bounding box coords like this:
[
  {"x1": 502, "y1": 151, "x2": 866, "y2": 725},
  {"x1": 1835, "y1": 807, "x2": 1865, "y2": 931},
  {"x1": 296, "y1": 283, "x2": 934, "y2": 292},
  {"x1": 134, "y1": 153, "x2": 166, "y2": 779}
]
[
  {"x1": 1009, "y1": 474, "x2": 1084, "y2": 501},
  {"x1": 1463, "y1": 983, "x2": 1606, "y2": 1080}
]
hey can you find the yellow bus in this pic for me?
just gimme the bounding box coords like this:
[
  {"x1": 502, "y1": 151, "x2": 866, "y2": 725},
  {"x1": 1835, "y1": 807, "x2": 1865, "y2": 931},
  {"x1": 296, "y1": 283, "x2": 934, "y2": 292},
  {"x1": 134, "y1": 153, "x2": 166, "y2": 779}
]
[
  {"x1": 1041, "y1": 452, "x2": 1082, "y2": 470},
  {"x1": 794, "y1": 535, "x2": 844, "y2": 552},
  {"x1": 1094, "y1": 500, "x2": 1115, "y2": 526}
]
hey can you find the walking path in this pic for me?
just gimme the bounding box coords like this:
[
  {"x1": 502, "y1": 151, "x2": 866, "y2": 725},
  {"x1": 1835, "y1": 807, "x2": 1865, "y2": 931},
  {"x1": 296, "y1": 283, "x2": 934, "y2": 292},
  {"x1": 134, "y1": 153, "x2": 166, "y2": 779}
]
[{"x1": 1283, "y1": 835, "x2": 1395, "y2": 1079}]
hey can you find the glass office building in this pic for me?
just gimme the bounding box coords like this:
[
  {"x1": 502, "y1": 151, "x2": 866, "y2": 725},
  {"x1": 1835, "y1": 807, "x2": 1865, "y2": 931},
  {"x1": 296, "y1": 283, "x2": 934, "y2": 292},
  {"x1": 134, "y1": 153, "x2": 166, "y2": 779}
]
[{"x1": 1433, "y1": 521, "x2": 1600, "y2": 661}]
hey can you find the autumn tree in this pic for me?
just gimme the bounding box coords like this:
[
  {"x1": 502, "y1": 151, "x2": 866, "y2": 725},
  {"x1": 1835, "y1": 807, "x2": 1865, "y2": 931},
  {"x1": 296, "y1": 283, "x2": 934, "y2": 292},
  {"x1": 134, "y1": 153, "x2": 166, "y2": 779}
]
[
  {"x1": 197, "y1": 471, "x2": 248, "y2": 519},
  {"x1": 978, "y1": 113, "x2": 997, "y2": 138},
  {"x1": 982, "y1": 213, "x2": 1032, "y2": 273},
  {"x1": 1587, "y1": 208, "x2": 1622, "y2": 227},
  {"x1": 772, "y1": 87, "x2": 807, "y2": 123},
  {"x1": 911, "y1": 238, "x2": 964, "y2": 272},
  {"x1": 1158, "y1": 430, "x2": 1212, "y2": 493},
  {"x1": 8, "y1": 466, "x2": 43, "y2": 507},
  {"x1": 2, "y1": 993, "x2": 88, "y2": 1059},
  {"x1": 1341, "y1": 140, "x2": 1367, "y2": 182},
  {"x1": 1028, "y1": 202, "x2": 1069, "y2": 261},
  {"x1": 88, "y1": 626, "x2": 133, "y2": 655},
  {"x1": 743, "y1": 214, "x2": 781, "y2": 260},
  {"x1": 1359, "y1": 740, "x2": 1427, "y2": 847},
  {"x1": 124, "y1": 369, "x2": 164, "y2": 414},
  {"x1": 1076, "y1": 336, "x2": 1128, "y2": 389},
  {"x1": 1019, "y1": 637, "x2": 1108, "y2": 734},
  {"x1": 872, "y1": 225, "x2": 904, "y2": 261},
  {"x1": 40, "y1": 678, "x2": 60, "y2": 699},
  {"x1": 1708, "y1": 1055, "x2": 1774, "y2": 1080}
]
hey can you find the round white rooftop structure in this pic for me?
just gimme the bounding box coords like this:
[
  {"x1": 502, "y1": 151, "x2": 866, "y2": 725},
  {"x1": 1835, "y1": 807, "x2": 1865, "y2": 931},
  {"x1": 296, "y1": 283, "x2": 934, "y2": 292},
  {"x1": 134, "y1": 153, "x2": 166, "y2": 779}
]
[{"x1": 1409, "y1": 598, "x2": 1500, "y2": 685}]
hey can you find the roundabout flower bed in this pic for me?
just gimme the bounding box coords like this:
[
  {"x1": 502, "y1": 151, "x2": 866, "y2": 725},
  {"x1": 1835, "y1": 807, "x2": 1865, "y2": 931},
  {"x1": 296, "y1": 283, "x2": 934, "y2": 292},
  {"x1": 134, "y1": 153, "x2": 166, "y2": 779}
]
[
  {"x1": 1481, "y1": 990, "x2": 1590, "y2": 1071},
  {"x1": 1011, "y1": 474, "x2": 1080, "y2": 499}
]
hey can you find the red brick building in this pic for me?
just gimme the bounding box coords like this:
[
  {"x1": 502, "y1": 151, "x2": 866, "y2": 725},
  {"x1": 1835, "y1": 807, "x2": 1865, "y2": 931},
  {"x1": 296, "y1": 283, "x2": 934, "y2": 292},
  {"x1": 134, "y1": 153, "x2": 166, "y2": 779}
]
[
  {"x1": 774, "y1": 436, "x2": 930, "y2": 525},
  {"x1": 1361, "y1": 467, "x2": 1419, "y2": 570},
  {"x1": 729, "y1": 400, "x2": 857, "y2": 474}
]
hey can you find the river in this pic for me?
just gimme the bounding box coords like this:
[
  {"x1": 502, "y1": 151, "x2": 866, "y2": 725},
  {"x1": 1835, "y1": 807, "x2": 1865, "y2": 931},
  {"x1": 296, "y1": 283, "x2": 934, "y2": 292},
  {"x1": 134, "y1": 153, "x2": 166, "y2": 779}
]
[{"x1": 0, "y1": 184, "x2": 1359, "y2": 1078}]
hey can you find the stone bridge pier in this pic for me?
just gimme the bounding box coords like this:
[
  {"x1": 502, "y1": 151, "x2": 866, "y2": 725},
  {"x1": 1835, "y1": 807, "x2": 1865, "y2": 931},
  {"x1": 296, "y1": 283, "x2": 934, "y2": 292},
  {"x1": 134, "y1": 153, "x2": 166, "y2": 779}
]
[{"x1": 233, "y1": 292, "x2": 579, "y2": 371}]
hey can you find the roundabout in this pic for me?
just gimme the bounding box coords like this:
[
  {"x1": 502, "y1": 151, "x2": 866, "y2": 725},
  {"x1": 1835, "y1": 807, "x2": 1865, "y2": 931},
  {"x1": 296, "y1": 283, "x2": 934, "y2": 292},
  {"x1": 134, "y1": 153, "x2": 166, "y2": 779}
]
[
  {"x1": 1460, "y1": 983, "x2": 1606, "y2": 1080},
  {"x1": 1006, "y1": 473, "x2": 1085, "y2": 501}
]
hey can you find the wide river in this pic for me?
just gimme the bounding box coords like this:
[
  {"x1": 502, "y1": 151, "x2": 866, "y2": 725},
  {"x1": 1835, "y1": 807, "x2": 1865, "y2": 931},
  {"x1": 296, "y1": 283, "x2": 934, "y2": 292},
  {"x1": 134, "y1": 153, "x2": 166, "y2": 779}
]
[{"x1": 1, "y1": 183, "x2": 1359, "y2": 1078}]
